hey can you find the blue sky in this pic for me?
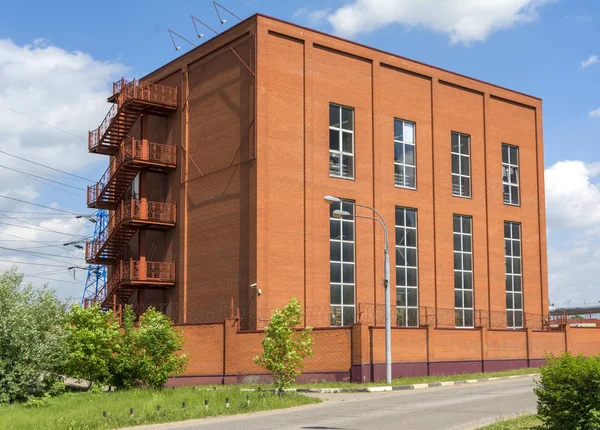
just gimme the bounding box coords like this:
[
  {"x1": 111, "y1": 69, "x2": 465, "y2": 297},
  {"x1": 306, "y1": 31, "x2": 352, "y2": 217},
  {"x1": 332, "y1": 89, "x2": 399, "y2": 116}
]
[{"x1": 0, "y1": 0, "x2": 598, "y2": 304}]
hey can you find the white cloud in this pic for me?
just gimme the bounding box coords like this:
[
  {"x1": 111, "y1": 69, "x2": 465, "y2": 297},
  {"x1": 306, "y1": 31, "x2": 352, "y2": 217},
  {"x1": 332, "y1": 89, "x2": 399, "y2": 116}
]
[
  {"x1": 293, "y1": 7, "x2": 331, "y2": 25},
  {"x1": 321, "y1": 0, "x2": 554, "y2": 44},
  {"x1": 0, "y1": 38, "x2": 128, "y2": 299},
  {"x1": 589, "y1": 107, "x2": 600, "y2": 118},
  {"x1": 545, "y1": 160, "x2": 600, "y2": 305},
  {"x1": 581, "y1": 54, "x2": 599, "y2": 69}
]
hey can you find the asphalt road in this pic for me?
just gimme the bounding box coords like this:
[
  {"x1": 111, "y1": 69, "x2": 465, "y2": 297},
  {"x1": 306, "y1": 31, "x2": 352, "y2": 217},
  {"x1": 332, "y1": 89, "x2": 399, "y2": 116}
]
[{"x1": 135, "y1": 378, "x2": 538, "y2": 430}]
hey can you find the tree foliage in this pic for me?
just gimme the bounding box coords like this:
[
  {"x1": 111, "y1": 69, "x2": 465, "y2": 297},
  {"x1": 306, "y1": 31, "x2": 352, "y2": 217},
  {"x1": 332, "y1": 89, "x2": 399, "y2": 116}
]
[
  {"x1": 535, "y1": 353, "x2": 600, "y2": 429},
  {"x1": 254, "y1": 297, "x2": 313, "y2": 391},
  {"x1": 0, "y1": 268, "x2": 68, "y2": 404}
]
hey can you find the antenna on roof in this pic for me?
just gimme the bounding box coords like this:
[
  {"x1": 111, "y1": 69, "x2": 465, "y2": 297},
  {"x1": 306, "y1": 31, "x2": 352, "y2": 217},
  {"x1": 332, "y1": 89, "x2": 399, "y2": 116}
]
[
  {"x1": 213, "y1": 1, "x2": 241, "y2": 24},
  {"x1": 168, "y1": 29, "x2": 196, "y2": 51},
  {"x1": 191, "y1": 15, "x2": 219, "y2": 39}
]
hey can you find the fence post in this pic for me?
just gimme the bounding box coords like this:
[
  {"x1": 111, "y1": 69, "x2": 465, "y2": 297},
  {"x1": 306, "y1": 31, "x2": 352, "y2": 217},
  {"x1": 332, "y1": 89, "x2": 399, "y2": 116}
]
[
  {"x1": 223, "y1": 316, "x2": 239, "y2": 385},
  {"x1": 480, "y1": 325, "x2": 488, "y2": 373}
]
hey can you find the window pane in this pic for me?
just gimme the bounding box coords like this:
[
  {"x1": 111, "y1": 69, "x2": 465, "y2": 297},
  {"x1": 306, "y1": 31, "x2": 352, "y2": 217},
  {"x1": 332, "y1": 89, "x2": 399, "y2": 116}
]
[
  {"x1": 341, "y1": 155, "x2": 353, "y2": 178},
  {"x1": 406, "y1": 210, "x2": 416, "y2": 227},
  {"x1": 452, "y1": 175, "x2": 461, "y2": 195},
  {"x1": 514, "y1": 293, "x2": 522, "y2": 309},
  {"x1": 396, "y1": 248, "x2": 406, "y2": 266},
  {"x1": 504, "y1": 223, "x2": 511, "y2": 238},
  {"x1": 406, "y1": 229, "x2": 416, "y2": 247},
  {"x1": 514, "y1": 276, "x2": 522, "y2": 291},
  {"x1": 404, "y1": 122, "x2": 414, "y2": 143},
  {"x1": 342, "y1": 264, "x2": 354, "y2": 283},
  {"x1": 514, "y1": 311, "x2": 523, "y2": 328},
  {"x1": 407, "y1": 308, "x2": 418, "y2": 326},
  {"x1": 454, "y1": 233, "x2": 461, "y2": 251},
  {"x1": 330, "y1": 263, "x2": 341, "y2": 282},
  {"x1": 506, "y1": 276, "x2": 513, "y2": 292},
  {"x1": 406, "y1": 268, "x2": 417, "y2": 287},
  {"x1": 330, "y1": 220, "x2": 340, "y2": 240},
  {"x1": 513, "y1": 258, "x2": 521, "y2": 274},
  {"x1": 506, "y1": 257, "x2": 512, "y2": 274},
  {"x1": 463, "y1": 235, "x2": 472, "y2": 252},
  {"x1": 463, "y1": 272, "x2": 473, "y2": 289},
  {"x1": 405, "y1": 144, "x2": 415, "y2": 166},
  {"x1": 462, "y1": 217, "x2": 471, "y2": 234},
  {"x1": 503, "y1": 185, "x2": 510, "y2": 203},
  {"x1": 395, "y1": 164, "x2": 404, "y2": 187},
  {"x1": 342, "y1": 242, "x2": 354, "y2": 262},
  {"x1": 407, "y1": 287, "x2": 418, "y2": 306},
  {"x1": 330, "y1": 241, "x2": 341, "y2": 261},
  {"x1": 461, "y1": 177, "x2": 471, "y2": 197},
  {"x1": 502, "y1": 144, "x2": 509, "y2": 164},
  {"x1": 455, "y1": 310, "x2": 464, "y2": 327},
  {"x1": 406, "y1": 248, "x2": 417, "y2": 267},
  {"x1": 452, "y1": 154, "x2": 460, "y2": 174},
  {"x1": 511, "y1": 187, "x2": 519, "y2": 204},
  {"x1": 502, "y1": 166, "x2": 510, "y2": 182},
  {"x1": 460, "y1": 136, "x2": 470, "y2": 155},
  {"x1": 394, "y1": 119, "x2": 404, "y2": 141},
  {"x1": 451, "y1": 133, "x2": 459, "y2": 153},
  {"x1": 454, "y1": 271, "x2": 462, "y2": 289},
  {"x1": 510, "y1": 146, "x2": 518, "y2": 164},
  {"x1": 396, "y1": 208, "x2": 405, "y2": 226},
  {"x1": 510, "y1": 167, "x2": 518, "y2": 184},
  {"x1": 464, "y1": 290, "x2": 473, "y2": 308},
  {"x1": 454, "y1": 253, "x2": 462, "y2": 270},
  {"x1": 453, "y1": 215, "x2": 461, "y2": 233},
  {"x1": 329, "y1": 152, "x2": 340, "y2": 176},
  {"x1": 394, "y1": 142, "x2": 404, "y2": 163},
  {"x1": 342, "y1": 221, "x2": 354, "y2": 241},
  {"x1": 505, "y1": 239, "x2": 512, "y2": 256},
  {"x1": 343, "y1": 285, "x2": 354, "y2": 305},
  {"x1": 455, "y1": 290, "x2": 463, "y2": 307},
  {"x1": 405, "y1": 167, "x2": 416, "y2": 188},
  {"x1": 329, "y1": 104, "x2": 340, "y2": 127},
  {"x1": 329, "y1": 129, "x2": 339, "y2": 150},
  {"x1": 463, "y1": 253, "x2": 472, "y2": 271},
  {"x1": 396, "y1": 307, "x2": 406, "y2": 325},
  {"x1": 461, "y1": 155, "x2": 470, "y2": 176},
  {"x1": 342, "y1": 307, "x2": 354, "y2": 326},
  {"x1": 512, "y1": 241, "x2": 520, "y2": 257},
  {"x1": 396, "y1": 227, "x2": 406, "y2": 246},
  {"x1": 330, "y1": 306, "x2": 342, "y2": 326},
  {"x1": 342, "y1": 132, "x2": 352, "y2": 153},
  {"x1": 330, "y1": 284, "x2": 342, "y2": 305},
  {"x1": 506, "y1": 292, "x2": 513, "y2": 309},
  {"x1": 397, "y1": 288, "x2": 406, "y2": 305},
  {"x1": 506, "y1": 311, "x2": 514, "y2": 328},
  {"x1": 342, "y1": 201, "x2": 354, "y2": 215},
  {"x1": 464, "y1": 310, "x2": 474, "y2": 327},
  {"x1": 512, "y1": 224, "x2": 520, "y2": 239},
  {"x1": 396, "y1": 267, "x2": 406, "y2": 286},
  {"x1": 342, "y1": 107, "x2": 353, "y2": 130}
]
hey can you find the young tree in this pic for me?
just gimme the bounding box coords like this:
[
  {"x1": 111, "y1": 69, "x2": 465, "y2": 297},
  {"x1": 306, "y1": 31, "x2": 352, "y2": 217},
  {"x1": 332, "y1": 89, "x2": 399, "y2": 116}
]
[
  {"x1": 132, "y1": 307, "x2": 188, "y2": 389},
  {"x1": 254, "y1": 297, "x2": 313, "y2": 392},
  {"x1": 64, "y1": 304, "x2": 120, "y2": 388},
  {"x1": 0, "y1": 268, "x2": 68, "y2": 404}
]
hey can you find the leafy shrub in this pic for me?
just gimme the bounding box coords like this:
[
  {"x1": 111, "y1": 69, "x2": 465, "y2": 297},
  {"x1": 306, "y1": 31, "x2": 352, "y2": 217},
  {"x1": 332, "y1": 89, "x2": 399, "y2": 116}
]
[
  {"x1": 254, "y1": 297, "x2": 313, "y2": 392},
  {"x1": 535, "y1": 353, "x2": 600, "y2": 429},
  {"x1": 0, "y1": 268, "x2": 68, "y2": 404}
]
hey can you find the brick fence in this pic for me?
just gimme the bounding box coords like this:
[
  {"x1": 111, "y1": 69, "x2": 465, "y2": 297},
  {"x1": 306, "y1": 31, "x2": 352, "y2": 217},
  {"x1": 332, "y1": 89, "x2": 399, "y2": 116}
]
[{"x1": 168, "y1": 318, "x2": 599, "y2": 386}]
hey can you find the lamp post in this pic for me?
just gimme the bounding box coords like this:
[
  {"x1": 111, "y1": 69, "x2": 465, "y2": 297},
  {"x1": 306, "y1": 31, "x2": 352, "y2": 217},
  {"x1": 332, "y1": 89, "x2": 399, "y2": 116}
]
[{"x1": 324, "y1": 196, "x2": 392, "y2": 384}]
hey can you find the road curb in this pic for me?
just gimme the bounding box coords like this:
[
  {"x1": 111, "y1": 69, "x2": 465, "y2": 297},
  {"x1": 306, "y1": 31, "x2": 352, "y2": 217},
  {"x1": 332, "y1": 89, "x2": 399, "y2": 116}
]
[{"x1": 240, "y1": 373, "x2": 540, "y2": 394}]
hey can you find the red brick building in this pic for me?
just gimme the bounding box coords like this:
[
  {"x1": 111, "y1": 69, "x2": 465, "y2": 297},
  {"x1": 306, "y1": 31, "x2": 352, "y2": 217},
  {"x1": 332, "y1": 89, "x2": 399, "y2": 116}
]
[{"x1": 85, "y1": 14, "x2": 552, "y2": 382}]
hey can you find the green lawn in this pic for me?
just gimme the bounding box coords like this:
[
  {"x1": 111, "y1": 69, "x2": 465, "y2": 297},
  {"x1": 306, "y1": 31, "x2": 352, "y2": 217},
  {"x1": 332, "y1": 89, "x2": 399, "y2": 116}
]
[
  {"x1": 479, "y1": 414, "x2": 541, "y2": 429},
  {"x1": 0, "y1": 387, "x2": 319, "y2": 430},
  {"x1": 233, "y1": 366, "x2": 540, "y2": 390}
]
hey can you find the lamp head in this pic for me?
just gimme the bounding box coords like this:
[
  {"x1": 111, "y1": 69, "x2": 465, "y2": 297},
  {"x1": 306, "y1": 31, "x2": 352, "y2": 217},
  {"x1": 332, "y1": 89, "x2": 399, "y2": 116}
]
[
  {"x1": 332, "y1": 209, "x2": 350, "y2": 219},
  {"x1": 221, "y1": 19, "x2": 227, "y2": 24},
  {"x1": 176, "y1": 46, "x2": 182, "y2": 51},
  {"x1": 198, "y1": 33, "x2": 204, "y2": 39},
  {"x1": 323, "y1": 195, "x2": 341, "y2": 204}
]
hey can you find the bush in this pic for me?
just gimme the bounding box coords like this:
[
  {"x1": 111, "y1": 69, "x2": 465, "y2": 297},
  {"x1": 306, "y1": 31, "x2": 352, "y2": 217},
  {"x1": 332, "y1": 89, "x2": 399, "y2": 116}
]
[
  {"x1": 254, "y1": 297, "x2": 313, "y2": 392},
  {"x1": 0, "y1": 268, "x2": 68, "y2": 404},
  {"x1": 535, "y1": 353, "x2": 600, "y2": 429}
]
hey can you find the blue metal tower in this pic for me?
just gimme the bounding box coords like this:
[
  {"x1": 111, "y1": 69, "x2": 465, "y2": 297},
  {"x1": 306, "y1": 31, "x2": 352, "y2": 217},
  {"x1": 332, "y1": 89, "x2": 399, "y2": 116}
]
[{"x1": 81, "y1": 209, "x2": 108, "y2": 305}]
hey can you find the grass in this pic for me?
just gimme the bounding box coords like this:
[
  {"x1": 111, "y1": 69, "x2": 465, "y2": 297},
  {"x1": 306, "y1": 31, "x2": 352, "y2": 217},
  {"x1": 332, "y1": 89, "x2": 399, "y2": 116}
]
[
  {"x1": 479, "y1": 414, "x2": 542, "y2": 429},
  {"x1": 233, "y1": 366, "x2": 540, "y2": 390},
  {"x1": 0, "y1": 387, "x2": 319, "y2": 430}
]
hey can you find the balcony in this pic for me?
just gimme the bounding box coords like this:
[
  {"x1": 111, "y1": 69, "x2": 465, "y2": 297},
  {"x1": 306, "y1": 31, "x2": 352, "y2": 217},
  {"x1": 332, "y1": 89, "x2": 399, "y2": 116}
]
[
  {"x1": 85, "y1": 199, "x2": 176, "y2": 263},
  {"x1": 87, "y1": 138, "x2": 177, "y2": 209},
  {"x1": 89, "y1": 78, "x2": 178, "y2": 155},
  {"x1": 102, "y1": 259, "x2": 176, "y2": 305}
]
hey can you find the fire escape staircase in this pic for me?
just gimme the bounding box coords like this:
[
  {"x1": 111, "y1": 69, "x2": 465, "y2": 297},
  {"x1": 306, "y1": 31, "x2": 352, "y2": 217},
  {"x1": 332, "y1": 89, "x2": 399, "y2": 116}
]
[
  {"x1": 88, "y1": 78, "x2": 178, "y2": 155},
  {"x1": 87, "y1": 138, "x2": 177, "y2": 209}
]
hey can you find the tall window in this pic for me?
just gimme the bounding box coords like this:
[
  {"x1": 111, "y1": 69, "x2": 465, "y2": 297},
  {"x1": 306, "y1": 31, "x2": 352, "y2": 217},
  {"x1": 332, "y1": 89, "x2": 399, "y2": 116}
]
[
  {"x1": 505, "y1": 222, "x2": 523, "y2": 328},
  {"x1": 451, "y1": 132, "x2": 471, "y2": 197},
  {"x1": 394, "y1": 119, "x2": 416, "y2": 189},
  {"x1": 453, "y1": 215, "x2": 473, "y2": 328},
  {"x1": 395, "y1": 207, "x2": 418, "y2": 326},
  {"x1": 330, "y1": 199, "x2": 355, "y2": 326},
  {"x1": 329, "y1": 104, "x2": 354, "y2": 179},
  {"x1": 502, "y1": 144, "x2": 520, "y2": 205}
]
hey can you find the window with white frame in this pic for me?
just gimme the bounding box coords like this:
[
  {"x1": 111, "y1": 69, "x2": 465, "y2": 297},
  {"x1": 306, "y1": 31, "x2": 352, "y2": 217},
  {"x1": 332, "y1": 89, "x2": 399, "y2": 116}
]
[
  {"x1": 453, "y1": 215, "x2": 474, "y2": 328},
  {"x1": 394, "y1": 119, "x2": 416, "y2": 189},
  {"x1": 505, "y1": 222, "x2": 523, "y2": 328},
  {"x1": 451, "y1": 132, "x2": 471, "y2": 197},
  {"x1": 502, "y1": 144, "x2": 520, "y2": 205},
  {"x1": 329, "y1": 104, "x2": 354, "y2": 179},
  {"x1": 395, "y1": 207, "x2": 418, "y2": 326},
  {"x1": 330, "y1": 199, "x2": 355, "y2": 326}
]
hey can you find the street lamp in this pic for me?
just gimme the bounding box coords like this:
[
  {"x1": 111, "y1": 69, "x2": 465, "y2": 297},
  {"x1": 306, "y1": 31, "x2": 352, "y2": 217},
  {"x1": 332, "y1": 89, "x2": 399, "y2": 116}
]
[{"x1": 324, "y1": 195, "x2": 392, "y2": 384}]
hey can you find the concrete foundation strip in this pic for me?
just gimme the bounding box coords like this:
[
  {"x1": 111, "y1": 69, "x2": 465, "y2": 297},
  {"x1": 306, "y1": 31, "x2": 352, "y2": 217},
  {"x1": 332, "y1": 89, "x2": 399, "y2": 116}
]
[{"x1": 239, "y1": 373, "x2": 539, "y2": 394}]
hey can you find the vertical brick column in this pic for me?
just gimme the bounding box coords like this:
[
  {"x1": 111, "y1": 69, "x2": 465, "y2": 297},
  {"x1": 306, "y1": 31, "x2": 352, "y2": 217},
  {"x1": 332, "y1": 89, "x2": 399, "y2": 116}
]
[
  {"x1": 480, "y1": 326, "x2": 488, "y2": 372},
  {"x1": 351, "y1": 323, "x2": 372, "y2": 382},
  {"x1": 223, "y1": 318, "x2": 239, "y2": 384}
]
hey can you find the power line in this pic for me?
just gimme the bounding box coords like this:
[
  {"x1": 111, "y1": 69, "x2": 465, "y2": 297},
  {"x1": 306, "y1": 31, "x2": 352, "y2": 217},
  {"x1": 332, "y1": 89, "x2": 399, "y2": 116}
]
[
  {"x1": 0, "y1": 149, "x2": 95, "y2": 183},
  {"x1": 0, "y1": 210, "x2": 87, "y2": 216},
  {"x1": 0, "y1": 231, "x2": 88, "y2": 252},
  {"x1": 0, "y1": 245, "x2": 83, "y2": 265},
  {"x1": 0, "y1": 259, "x2": 73, "y2": 268},
  {"x1": 0, "y1": 164, "x2": 86, "y2": 191},
  {"x1": 0, "y1": 212, "x2": 90, "y2": 237},
  {"x1": 0, "y1": 195, "x2": 82, "y2": 215},
  {"x1": 0, "y1": 220, "x2": 87, "y2": 238},
  {"x1": 22, "y1": 274, "x2": 82, "y2": 285},
  {"x1": 0, "y1": 103, "x2": 86, "y2": 141}
]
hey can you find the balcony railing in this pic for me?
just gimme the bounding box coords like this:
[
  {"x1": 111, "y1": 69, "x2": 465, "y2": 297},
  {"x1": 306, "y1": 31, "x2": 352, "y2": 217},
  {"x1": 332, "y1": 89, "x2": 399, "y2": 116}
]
[
  {"x1": 89, "y1": 78, "x2": 178, "y2": 153},
  {"x1": 104, "y1": 259, "x2": 176, "y2": 302},
  {"x1": 85, "y1": 199, "x2": 176, "y2": 262},
  {"x1": 87, "y1": 138, "x2": 177, "y2": 207}
]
